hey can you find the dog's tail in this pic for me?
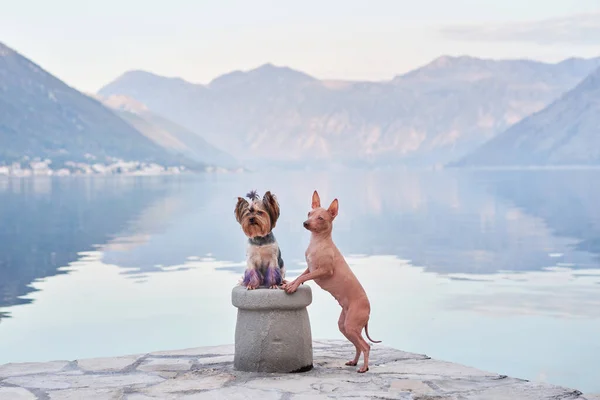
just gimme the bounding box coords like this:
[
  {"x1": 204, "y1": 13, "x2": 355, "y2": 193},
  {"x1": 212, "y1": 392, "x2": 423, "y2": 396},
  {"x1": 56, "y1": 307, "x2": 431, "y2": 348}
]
[{"x1": 364, "y1": 322, "x2": 382, "y2": 344}]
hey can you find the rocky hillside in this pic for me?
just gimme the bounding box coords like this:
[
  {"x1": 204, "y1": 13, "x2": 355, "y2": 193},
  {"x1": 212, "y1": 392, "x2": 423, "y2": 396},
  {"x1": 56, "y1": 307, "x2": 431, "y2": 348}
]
[
  {"x1": 454, "y1": 66, "x2": 600, "y2": 167},
  {"x1": 0, "y1": 42, "x2": 197, "y2": 169},
  {"x1": 96, "y1": 94, "x2": 238, "y2": 168},
  {"x1": 99, "y1": 57, "x2": 600, "y2": 167}
]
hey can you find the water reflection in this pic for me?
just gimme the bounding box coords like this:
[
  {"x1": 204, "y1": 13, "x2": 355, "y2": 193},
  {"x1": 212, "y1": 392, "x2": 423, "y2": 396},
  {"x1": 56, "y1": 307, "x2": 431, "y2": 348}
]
[
  {"x1": 100, "y1": 170, "x2": 600, "y2": 278},
  {"x1": 2, "y1": 170, "x2": 599, "y2": 314},
  {"x1": 473, "y1": 170, "x2": 600, "y2": 260},
  {"x1": 444, "y1": 263, "x2": 600, "y2": 314},
  {"x1": 0, "y1": 176, "x2": 175, "y2": 318}
]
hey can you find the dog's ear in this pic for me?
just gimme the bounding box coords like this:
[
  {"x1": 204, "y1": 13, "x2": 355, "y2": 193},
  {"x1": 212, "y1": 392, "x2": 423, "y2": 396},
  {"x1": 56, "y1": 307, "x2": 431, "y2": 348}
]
[
  {"x1": 263, "y1": 191, "x2": 280, "y2": 228},
  {"x1": 311, "y1": 190, "x2": 321, "y2": 209},
  {"x1": 327, "y1": 198, "x2": 338, "y2": 219},
  {"x1": 235, "y1": 197, "x2": 249, "y2": 223}
]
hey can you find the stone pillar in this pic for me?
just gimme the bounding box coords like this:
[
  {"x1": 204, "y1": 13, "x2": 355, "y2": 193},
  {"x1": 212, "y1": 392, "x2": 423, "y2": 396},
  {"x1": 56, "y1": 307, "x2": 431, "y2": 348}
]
[{"x1": 231, "y1": 285, "x2": 313, "y2": 373}]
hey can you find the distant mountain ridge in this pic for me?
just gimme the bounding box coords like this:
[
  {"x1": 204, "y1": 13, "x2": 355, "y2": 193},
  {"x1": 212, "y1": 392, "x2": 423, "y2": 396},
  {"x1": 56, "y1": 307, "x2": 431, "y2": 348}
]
[
  {"x1": 0, "y1": 41, "x2": 199, "y2": 170},
  {"x1": 395, "y1": 55, "x2": 600, "y2": 86},
  {"x1": 209, "y1": 63, "x2": 317, "y2": 89},
  {"x1": 452, "y1": 65, "x2": 600, "y2": 167},
  {"x1": 99, "y1": 56, "x2": 600, "y2": 167},
  {"x1": 95, "y1": 94, "x2": 238, "y2": 168}
]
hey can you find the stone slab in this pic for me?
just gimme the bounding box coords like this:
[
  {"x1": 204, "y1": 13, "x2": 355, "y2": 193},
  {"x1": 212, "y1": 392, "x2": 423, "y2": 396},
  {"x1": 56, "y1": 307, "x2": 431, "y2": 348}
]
[
  {"x1": 0, "y1": 340, "x2": 593, "y2": 400},
  {"x1": 4, "y1": 372, "x2": 164, "y2": 390},
  {"x1": 77, "y1": 355, "x2": 140, "y2": 372},
  {"x1": 0, "y1": 360, "x2": 69, "y2": 378},
  {"x1": 375, "y1": 359, "x2": 498, "y2": 378},
  {"x1": 0, "y1": 387, "x2": 36, "y2": 400},
  {"x1": 390, "y1": 379, "x2": 437, "y2": 395},
  {"x1": 139, "y1": 373, "x2": 233, "y2": 398},
  {"x1": 48, "y1": 388, "x2": 124, "y2": 400},
  {"x1": 196, "y1": 355, "x2": 234, "y2": 365},
  {"x1": 179, "y1": 386, "x2": 282, "y2": 400},
  {"x1": 150, "y1": 344, "x2": 234, "y2": 357},
  {"x1": 137, "y1": 358, "x2": 193, "y2": 372}
]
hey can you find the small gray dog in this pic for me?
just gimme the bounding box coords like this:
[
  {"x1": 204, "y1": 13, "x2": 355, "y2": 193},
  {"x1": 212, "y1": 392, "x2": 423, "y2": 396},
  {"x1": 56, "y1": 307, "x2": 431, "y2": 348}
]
[{"x1": 235, "y1": 190, "x2": 286, "y2": 290}]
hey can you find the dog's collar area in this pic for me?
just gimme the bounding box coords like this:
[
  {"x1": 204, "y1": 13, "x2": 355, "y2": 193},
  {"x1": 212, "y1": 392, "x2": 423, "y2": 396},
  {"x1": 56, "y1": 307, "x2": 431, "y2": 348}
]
[{"x1": 248, "y1": 232, "x2": 276, "y2": 246}]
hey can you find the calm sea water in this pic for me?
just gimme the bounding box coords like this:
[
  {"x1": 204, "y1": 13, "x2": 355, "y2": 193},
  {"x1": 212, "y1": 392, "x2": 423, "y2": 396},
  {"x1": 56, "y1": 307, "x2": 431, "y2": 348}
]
[{"x1": 0, "y1": 170, "x2": 599, "y2": 392}]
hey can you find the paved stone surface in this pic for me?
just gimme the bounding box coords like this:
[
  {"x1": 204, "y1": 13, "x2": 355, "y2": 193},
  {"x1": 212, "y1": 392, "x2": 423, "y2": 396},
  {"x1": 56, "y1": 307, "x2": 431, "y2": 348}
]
[
  {"x1": 48, "y1": 388, "x2": 123, "y2": 400},
  {"x1": 196, "y1": 355, "x2": 233, "y2": 365},
  {"x1": 137, "y1": 358, "x2": 194, "y2": 373},
  {"x1": 0, "y1": 340, "x2": 595, "y2": 399},
  {"x1": 0, "y1": 387, "x2": 36, "y2": 400},
  {"x1": 77, "y1": 356, "x2": 140, "y2": 373},
  {"x1": 0, "y1": 361, "x2": 70, "y2": 378},
  {"x1": 150, "y1": 345, "x2": 233, "y2": 357}
]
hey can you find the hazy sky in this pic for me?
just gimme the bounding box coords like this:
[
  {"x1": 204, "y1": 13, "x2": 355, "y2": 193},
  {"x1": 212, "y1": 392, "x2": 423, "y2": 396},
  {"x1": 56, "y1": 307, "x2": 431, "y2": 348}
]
[{"x1": 1, "y1": 0, "x2": 599, "y2": 92}]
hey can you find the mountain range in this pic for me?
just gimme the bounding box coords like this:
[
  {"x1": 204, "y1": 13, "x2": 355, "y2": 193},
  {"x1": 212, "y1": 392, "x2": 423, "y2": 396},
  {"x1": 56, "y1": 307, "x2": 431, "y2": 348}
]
[
  {"x1": 99, "y1": 56, "x2": 600, "y2": 167},
  {"x1": 453, "y1": 65, "x2": 600, "y2": 167},
  {"x1": 3, "y1": 37, "x2": 600, "y2": 170},
  {"x1": 0, "y1": 42, "x2": 206, "y2": 170}
]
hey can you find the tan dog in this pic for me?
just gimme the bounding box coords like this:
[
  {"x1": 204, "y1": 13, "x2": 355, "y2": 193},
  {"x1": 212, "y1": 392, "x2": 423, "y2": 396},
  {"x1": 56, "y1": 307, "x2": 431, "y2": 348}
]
[{"x1": 282, "y1": 190, "x2": 381, "y2": 373}]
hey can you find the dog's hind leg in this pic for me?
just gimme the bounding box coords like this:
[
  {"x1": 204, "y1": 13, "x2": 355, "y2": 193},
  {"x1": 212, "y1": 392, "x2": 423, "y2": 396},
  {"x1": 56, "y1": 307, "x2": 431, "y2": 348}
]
[
  {"x1": 338, "y1": 309, "x2": 360, "y2": 366},
  {"x1": 344, "y1": 307, "x2": 371, "y2": 373},
  {"x1": 344, "y1": 330, "x2": 369, "y2": 372}
]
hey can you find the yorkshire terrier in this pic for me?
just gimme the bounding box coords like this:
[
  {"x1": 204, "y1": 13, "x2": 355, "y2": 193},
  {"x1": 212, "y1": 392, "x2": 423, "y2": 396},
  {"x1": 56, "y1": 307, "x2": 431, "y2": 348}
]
[{"x1": 234, "y1": 190, "x2": 286, "y2": 290}]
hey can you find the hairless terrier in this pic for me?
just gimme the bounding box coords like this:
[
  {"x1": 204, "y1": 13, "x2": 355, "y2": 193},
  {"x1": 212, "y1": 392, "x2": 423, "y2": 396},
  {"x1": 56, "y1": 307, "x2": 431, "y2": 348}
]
[{"x1": 282, "y1": 190, "x2": 381, "y2": 373}]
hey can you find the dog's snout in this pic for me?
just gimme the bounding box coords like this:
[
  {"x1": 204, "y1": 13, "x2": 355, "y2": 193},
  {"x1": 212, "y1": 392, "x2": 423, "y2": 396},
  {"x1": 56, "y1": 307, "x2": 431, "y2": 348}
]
[
  {"x1": 249, "y1": 217, "x2": 256, "y2": 224},
  {"x1": 303, "y1": 221, "x2": 309, "y2": 228}
]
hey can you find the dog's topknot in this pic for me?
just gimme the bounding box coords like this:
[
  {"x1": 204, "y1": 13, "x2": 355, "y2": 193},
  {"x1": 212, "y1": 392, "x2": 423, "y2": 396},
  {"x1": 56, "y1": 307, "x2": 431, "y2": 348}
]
[{"x1": 246, "y1": 190, "x2": 260, "y2": 201}]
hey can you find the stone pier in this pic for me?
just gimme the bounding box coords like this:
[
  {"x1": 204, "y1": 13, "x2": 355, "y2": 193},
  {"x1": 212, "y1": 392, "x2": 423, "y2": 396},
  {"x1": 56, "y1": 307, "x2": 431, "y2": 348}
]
[{"x1": 0, "y1": 340, "x2": 597, "y2": 399}]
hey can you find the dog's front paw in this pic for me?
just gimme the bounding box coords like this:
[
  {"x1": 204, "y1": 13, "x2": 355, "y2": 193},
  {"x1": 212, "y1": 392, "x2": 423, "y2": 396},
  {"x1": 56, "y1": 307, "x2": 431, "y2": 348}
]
[
  {"x1": 283, "y1": 282, "x2": 300, "y2": 294},
  {"x1": 243, "y1": 269, "x2": 261, "y2": 290}
]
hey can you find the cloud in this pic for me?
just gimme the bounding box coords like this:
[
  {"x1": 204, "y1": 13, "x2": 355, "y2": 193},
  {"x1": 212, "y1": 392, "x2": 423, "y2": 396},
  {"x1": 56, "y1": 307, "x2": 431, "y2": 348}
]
[{"x1": 441, "y1": 12, "x2": 600, "y2": 45}]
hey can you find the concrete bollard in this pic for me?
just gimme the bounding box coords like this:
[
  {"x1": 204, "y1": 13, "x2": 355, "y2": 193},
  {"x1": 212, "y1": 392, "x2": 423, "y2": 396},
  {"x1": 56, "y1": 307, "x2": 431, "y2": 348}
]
[{"x1": 231, "y1": 285, "x2": 313, "y2": 373}]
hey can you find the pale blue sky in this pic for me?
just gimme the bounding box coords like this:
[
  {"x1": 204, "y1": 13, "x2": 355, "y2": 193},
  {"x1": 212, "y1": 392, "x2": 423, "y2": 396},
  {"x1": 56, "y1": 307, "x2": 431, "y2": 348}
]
[{"x1": 1, "y1": 0, "x2": 599, "y2": 92}]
